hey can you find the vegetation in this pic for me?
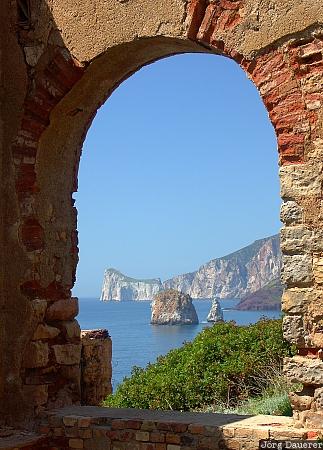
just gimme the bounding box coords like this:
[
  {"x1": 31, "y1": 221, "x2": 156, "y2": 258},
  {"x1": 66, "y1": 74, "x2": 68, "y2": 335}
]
[
  {"x1": 200, "y1": 364, "x2": 296, "y2": 416},
  {"x1": 104, "y1": 319, "x2": 296, "y2": 412}
]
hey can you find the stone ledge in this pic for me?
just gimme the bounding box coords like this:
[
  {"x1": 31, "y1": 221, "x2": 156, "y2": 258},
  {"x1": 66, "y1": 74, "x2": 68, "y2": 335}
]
[
  {"x1": 42, "y1": 406, "x2": 321, "y2": 450},
  {"x1": 0, "y1": 429, "x2": 46, "y2": 449}
]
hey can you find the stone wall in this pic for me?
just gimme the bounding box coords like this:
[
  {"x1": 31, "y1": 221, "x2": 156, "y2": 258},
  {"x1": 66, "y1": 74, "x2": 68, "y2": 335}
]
[
  {"x1": 81, "y1": 330, "x2": 112, "y2": 406},
  {"x1": 2, "y1": 0, "x2": 323, "y2": 429},
  {"x1": 40, "y1": 407, "x2": 320, "y2": 450}
]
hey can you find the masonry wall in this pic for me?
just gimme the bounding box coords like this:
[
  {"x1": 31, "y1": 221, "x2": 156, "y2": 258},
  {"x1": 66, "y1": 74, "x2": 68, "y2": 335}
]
[
  {"x1": 81, "y1": 330, "x2": 112, "y2": 406},
  {"x1": 2, "y1": 0, "x2": 323, "y2": 429}
]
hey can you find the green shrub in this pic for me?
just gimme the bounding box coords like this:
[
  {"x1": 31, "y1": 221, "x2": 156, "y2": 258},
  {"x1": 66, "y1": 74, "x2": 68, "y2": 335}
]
[{"x1": 104, "y1": 319, "x2": 295, "y2": 411}]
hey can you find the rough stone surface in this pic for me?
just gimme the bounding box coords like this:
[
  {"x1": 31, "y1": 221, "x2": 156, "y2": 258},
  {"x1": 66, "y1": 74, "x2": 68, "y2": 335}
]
[
  {"x1": 81, "y1": 330, "x2": 112, "y2": 405},
  {"x1": 22, "y1": 342, "x2": 49, "y2": 369},
  {"x1": 46, "y1": 298, "x2": 79, "y2": 321},
  {"x1": 284, "y1": 357, "x2": 323, "y2": 385},
  {"x1": 283, "y1": 315, "x2": 305, "y2": 346},
  {"x1": 151, "y1": 290, "x2": 198, "y2": 325},
  {"x1": 207, "y1": 298, "x2": 224, "y2": 322},
  {"x1": 281, "y1": 254, "x2": 313, "y2": 286},
  {"x1": 280, "y1": 201, "x2": 303, "y2": 226},
  {"x1": 53, "y1": 344, "x2": 82, "y2": 365},
  {"x1": 33, "y1": 324, "x2": 61, "y2": 340}
]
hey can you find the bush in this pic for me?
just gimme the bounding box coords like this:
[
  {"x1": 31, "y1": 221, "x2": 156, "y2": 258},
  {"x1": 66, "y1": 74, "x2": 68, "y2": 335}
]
[{"x1": 104, "y1": 319, "x2": 295, "y2": 411}]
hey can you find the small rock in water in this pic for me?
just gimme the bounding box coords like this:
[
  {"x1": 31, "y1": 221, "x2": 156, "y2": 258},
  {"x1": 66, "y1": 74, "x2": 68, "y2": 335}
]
[
  {"x1": 151, "y1": 289, "x2": 199, "y2": 325},
  {"x1": 207, "y1": 298, "x2": 224, "y2": 323}
]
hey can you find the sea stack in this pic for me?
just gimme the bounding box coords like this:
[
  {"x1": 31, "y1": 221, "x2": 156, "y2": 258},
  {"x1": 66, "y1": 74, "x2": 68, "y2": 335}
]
[
  {"x1": 207, "y1": 298, "x2": 224, "y2": 323},
  {"x1": 151, "y1": 289, "x2": 199, "y2": 325}
]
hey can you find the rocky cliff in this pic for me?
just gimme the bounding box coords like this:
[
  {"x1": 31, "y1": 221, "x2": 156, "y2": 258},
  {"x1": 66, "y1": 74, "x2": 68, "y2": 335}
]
[
  {"x1": 235, "y1": 278, "x2": 283, "y2": 311},
  {"x1": 100, "y1": 269, "x2": 163, "y2": 301},
  {"x1": 151, "y1": 289, "x2": 199, "y2": 325},
  {"x1": 164, "y1": 235, "x2": 281, "y2": 299}
]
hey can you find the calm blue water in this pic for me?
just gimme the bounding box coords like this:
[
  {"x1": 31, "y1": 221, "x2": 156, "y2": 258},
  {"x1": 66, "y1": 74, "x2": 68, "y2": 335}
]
[{"x1": 77, "y1": 298, "x2": 280, "y2": 389}]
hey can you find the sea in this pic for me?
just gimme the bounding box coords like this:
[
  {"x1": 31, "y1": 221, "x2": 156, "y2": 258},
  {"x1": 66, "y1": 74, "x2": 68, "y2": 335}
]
[{"x1": 77, "y1": 298, "x2": 281, "y2": 390}]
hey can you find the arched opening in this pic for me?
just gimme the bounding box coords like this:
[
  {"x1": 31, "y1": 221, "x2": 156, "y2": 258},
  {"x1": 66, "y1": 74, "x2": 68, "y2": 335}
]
[{"x1": 73, "y1": 52, "x2": 281, "y2": 395}]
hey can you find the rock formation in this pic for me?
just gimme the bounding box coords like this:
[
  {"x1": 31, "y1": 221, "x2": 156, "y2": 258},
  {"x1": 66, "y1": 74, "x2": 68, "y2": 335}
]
[
  {"x1": 207, "y1": 298, "x2": 224, "y2": 322},
  {"x1": 164, "y1": 235, "x2": 281, "y2": 299},
  {"x1": 151, "y1": 289, "x2": 198, "y2": 325},
  {"x1": 101, "y1": 269, "x2": 163, "y2": 301},
  {"x1": 236, "y1": 278, "x2": 283, "y2": 311}
]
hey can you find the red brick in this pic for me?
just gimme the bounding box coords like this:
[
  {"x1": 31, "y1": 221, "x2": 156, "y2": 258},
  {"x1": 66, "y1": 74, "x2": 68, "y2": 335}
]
[
  {"x1": 188, "y1": 424, "x2": 206, "y2": 434},
  {"x1": 139, "y1": 443, "x2": 155, "y2": 450},
  {"x1": 119, "y1": 430, "x2": 136, "y2": 441},
  {"x1": 156, "y1": 422, "x2": 187, "y2": 433},
  {"x1": 166, "y1": 433, "x2": 181, "y2": 444},
  {"x1": 112, "y1": 419, "x2": 128, "y2": 429},
  {"x1": 155, "y1": 445, "x2": 167, "y2": 450},
  {"x1": 21, "y1": 116, "x2": 46, "y2": 139},
  {"x1": 278, "y1": 133, "x2": 305, "y2": 147},
  {"x1": 216, "y1": 10, "x2": 240, "y2": 31},
  {"x1": 187, "y1": 0, "x2": 208, "y2": 39},
  {"x1": 125, "y1": 420, "x2": 142, "y2": 430},
  {"x1": 220, "y1": 0, "x2": 242, "y2": 11},
  {"x1": 307, "y1": 431, "x2": 319, "y2": 439},
  {"x1": 106, "y1": 430, "x2": 120, "y2": 440},
  {"x1": 197, "y1": 3, "x2": 217, "y2": 41},
  {"x1": 20, "y1": 219, "x2": 44, "y2": 251},
  {"x1": 252, "y1": 52, "x2": 285, "y2": 80},
  {"x1": 16, "y1": 163, "x2": 37, "y2": 194},
  {"x1": 150, "y1": 432, "x2": 165, "y2": 443}
]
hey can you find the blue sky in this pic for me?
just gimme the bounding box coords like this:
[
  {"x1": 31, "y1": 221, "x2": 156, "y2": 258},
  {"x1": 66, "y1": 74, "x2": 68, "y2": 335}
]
[{"x1": 73, "y1": 53, "x2": 279, "y2": 298}]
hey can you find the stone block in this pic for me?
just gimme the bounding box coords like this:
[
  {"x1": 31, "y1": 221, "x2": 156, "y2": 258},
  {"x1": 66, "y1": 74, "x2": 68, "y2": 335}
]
[
  {"x1": 78, "y1": 417, "x2": 92, "y2": 428},
  {"x1": 31, "y1": 299, "x2": 47, "y2": 323},
  {"x1": 280, "y1": 163, "x2": 323, "y2": 199},
  {"x1": 280, "y1": 201, "x2": 303, "y2": 225},
  {"x1": 135, "y1": 431, "x2": 149, "y2": 441},
  {"x1": 314, "y1": 387, "x2": 323, "y2": 409},
  {"x1": 61, "y1": 320, "x2": 81, "y2": 339},
  {"x1": 282, "y1": 315, "x2": 305, "y2": 345},
  {"x1": 32, "y1": 323, "x2": 60, "y2": 340},
  {"x1": 23, "y1": 384, "x2": 48, "y2": 406},
  {"x1": 23, "y1": 341, "x2": 49, "y2": 368},
  {"x1": 302, "y1": 411, "x2": 323, "y2": 429},
  {"x1": 281, "y1": 288, "x2": 313, "y2": 314},
  {"x1": 69, "y1": 438, "x2": 84, "y2": 449},
  {"x1": 313, "y1": 255, "x2": 323, "y2": 285},
  {"x1": 309, "y1": 333, "x2": 323, "y2": 347},
  {"x1": 63, "y1": 415, "x2": 80, "y2": 427},
  {"x1": 46, "y1": 297, "x2": 79, "y2": 321},
  {"x1": 289, "y1": 391, "x2": 313, "y2": 411},
  {"x1": 280, "y1": 226, "x2": 312, "y2": 254},
  {"x1": 281, "y1": 254, "x2": 313, "y2": 286},
  {"x1": 284, "y1": 356, "x2": 323, "y2": 384},
  {"x1": 53, "y1": 344, "x2": 82, "y2": 365}
]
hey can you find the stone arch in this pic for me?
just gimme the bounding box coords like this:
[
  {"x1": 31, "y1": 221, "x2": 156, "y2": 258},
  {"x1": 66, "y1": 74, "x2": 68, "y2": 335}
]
[{"x1": 2, "y1": 0, "x2": 323, "y2": 428}]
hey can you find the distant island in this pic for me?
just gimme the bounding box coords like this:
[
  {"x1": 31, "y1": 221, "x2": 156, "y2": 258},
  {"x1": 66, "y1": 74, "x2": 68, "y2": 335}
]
[{"x1": 100, "y1": 234, "x2": 282, "y2": 310}]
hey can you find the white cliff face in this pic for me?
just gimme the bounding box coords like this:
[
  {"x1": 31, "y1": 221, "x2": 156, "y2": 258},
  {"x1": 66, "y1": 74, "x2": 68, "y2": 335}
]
[
  {"x1": 164, "y1": 235, "x2": 281, "y2": 299},
  {"x1": 100, "y1": 269, "x2": 163, "y2": 301},
  {"x1": 207, "y1": 298, "x2": 224, "y2": 322}
]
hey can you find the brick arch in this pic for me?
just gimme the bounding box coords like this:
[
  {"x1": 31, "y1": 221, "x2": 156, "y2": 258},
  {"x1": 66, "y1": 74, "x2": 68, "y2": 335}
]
[{"x1": 3, "y1": 0, "x2": 323, "y2": 429}]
